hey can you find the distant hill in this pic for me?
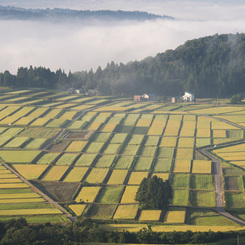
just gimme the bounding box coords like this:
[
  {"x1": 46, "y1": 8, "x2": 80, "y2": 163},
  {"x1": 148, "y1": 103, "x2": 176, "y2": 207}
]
[{"x1": 0, "y1": 6, "x2": 174, "y2": 22}]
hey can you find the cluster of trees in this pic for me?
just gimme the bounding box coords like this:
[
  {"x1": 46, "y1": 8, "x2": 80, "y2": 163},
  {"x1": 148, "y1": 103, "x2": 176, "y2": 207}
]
[
  {"x1": 0, "y1": 217, "x2": 242, "y2": 244},
  {"x1": 135, "y1": 176, "x2": 172, "y2": 210},
  {"x1": 1, "y1": 33, "x2": 245, "y2": 98}
]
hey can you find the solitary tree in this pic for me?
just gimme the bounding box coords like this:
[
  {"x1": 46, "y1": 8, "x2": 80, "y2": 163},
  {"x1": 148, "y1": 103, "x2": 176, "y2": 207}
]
[{"x1": 135, "y1": 176, "x2": 172, "y2": 210}]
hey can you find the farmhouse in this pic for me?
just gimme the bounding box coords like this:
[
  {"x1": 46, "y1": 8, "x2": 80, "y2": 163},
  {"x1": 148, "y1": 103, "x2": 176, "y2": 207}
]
[
  {"x1": 134, "y1": 93, "x2": 156, "y2": 102},
  {"x1": 182, "y1": 91, "x2": 194, "y2": 102}
]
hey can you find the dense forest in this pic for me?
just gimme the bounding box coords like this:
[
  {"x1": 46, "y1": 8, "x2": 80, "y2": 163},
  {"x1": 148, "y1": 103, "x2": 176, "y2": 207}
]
[
  {"x1": 1, "y1": 33, "x2": 245, "y2": 98},
  {"x1": 0, "y1": 217, "x2": 242, "y2": 244},
  {"x1": 0, "y1": 6, "x2": 172, "y2": 21}
]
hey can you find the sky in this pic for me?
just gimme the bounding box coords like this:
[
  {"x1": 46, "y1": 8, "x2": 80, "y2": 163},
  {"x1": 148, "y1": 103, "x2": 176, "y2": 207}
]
[{"x1": 0, "y1": 0, "x2": 245, "y2": 73}]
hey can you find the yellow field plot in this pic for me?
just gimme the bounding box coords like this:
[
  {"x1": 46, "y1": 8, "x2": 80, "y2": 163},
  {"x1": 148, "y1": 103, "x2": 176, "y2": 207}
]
[
  {"x1": 25, "y1": 138, "x2": 48, "y2": 149},
  {"x1": 136, "y1": 119, "x2": 152, "y2": 127},
  {"x1": 164, "y1": 210, "x2": 186, "y2": 223},
  {"x1": 183, "y1": 115, "x2": 196, "y2": 121},
  {"x1": 0, "y1": 174, "x2": 18, "y2": 179},
  {"x1": 176, "y1": 148, "x2": 194, "y2": 160},
  {"x1": 213, "y1": 143, "x2": 245, "y2": 154},
  {"x1": 10, "y1": 106, "x2": 35, "y2": 118},
  {"x1": 0, "y1": 150, "x2": 41, "y2": 163},
  {"x1": 159, "y1": 137, "x2": 177, "y2": 147},
  {"x1": 0, "y1": 208, "x2": 62, "y2": 216},
  {"x1": 13, "y1": 117, "x2": 35, "y2": 126},
  {"x1": 101, "y1": 123, "x2": 117, "y2": 132},
  {"x1": 197, "y1": 120, "x2": 210, "y2": 129},
  {"x1": 0, "y1": 198, "x2": 45, "y2": 204},
  {"x1": 55, "y1": 153, "x2": 79, "y2": 166},
  {"x1": 54, "y1": 103, "x2": 76, "y2": 109},
  {"x1": 139, "y1": 210, "x2": 162, "y2": 221},
  {"x1": 0, "y1": 136, "x2": 13, "y2": 147},
  {"x1": 0, "y1": 192, "x2": 41, "y2": 199},
  {"x1": 113, "y1": 205, "x2": 138, "y2": 220},
  {"x1": 0, "y1": 178, "x2": 22, "y2": 183},
  {"x1": 85, "y1": 168, "x2": 109, "y2": 184},
  {"x1": 65, "y1": 141, "x2": 87, "y2": 152},
  {"x1": 59, "y1": 111, "x2": 77, "y2": 120},
  {"x1": 0, "y1": 169, "x2": 11, "y2": 174},
  {"x1": 0, "y1": 183, "x2": 29, "y2": 188},
  {"x1": 0, "y1": 116, "x2": 20, "y2": 125},
  {"x1": 211, "y1": 120, "x2": 238, "y2": 130},
  {"x1": 212, "y1": 130, "x2": 227, "y2": 138},
  {"x1": 169, "y1": 114, "x2": 182, "y2": 121},
  {"x1": 127, "y1": 171, "x2": 148, "y2": 185},
  {"x1": 45, "y1": 118, "x2": 68, "y2": 128},
  {"x1": 37, "y1": 152, "x2": 60, "y2": 165},
  {"x1": 147, "y1": 120, "x2": 166, "y2": 135},
  {"x1": 42, "y1": 166, "x2": 69, "y2": 181},
  {"x1": 180, "y1": 126, "x2": 195, "y2": 137},
  {"x1": 164, "y1": 125, "x2": 180, "y2": 136},
  {"x1": 63, "y1": 167, "x2": 88, "y2": 182},
  {"x1": 12, "y1": 164, "x2": 48, "y2": 179},
  {"x1": 120, "y1": 186, "x2": 139, "y2": 203},
  {"x1": 88, "y1": 122, "x2": 102, "y2": 130},
  {"x1": 43, "y1": 109, "x2": 63, "y2": 118},
  {"x1": 191, "y1": 106, "x2": 244, "y2": 115},
  {"x1": 178, "y1": 137, "x2": 195, "y2": 148},
  {"x1": 30, "y1": 117, "x2": 50, "y2": 126},
  {"x1": 0, "y1": 106, "x2": 20, "y2": 118},
  {"x1": 151, "y1": 173, "x2": 169, "y2": 180},
  {"x1": 173, "y1": 160, "x2": 192, "y2": 173},
  {"x1": 75, "y1": 186, "x2": 101, "y2": 203},
  {"x1": 69, "y1": 104, "x2": 94, "y2": 110},
  {"x1": 196, "y1": 128, "x2": 210, "y2": 137},
  {"x1": 107, "y1": 169, "x2": 128, "y2": 185},
  {"x1": 69, "y1": 204, "x2": 86, "y2": 216},
  {"x1": 192, "y1": 160, "x2": 212, "y2": 174},
  {"x1": 95, "y1": 106, "x2": 127, "y2": 112},
  {"x1": 28, "y1": 107, "x2": 48, "y2": 118},
  {"x1": 4, "y1": 137, "x2": 30, "y2": 148}
]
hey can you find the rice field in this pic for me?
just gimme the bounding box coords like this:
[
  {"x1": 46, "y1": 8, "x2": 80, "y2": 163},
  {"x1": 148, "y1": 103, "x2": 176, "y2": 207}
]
[
  {"x1": 75, "y1": 186, "x2": 101, "y2": 203},
  {"x1": 139, "y1": 210, "x2": 162, "y2": 221},
  {"x1": 164, "y1": 209, "x2": 186, "y2": 224},
  {"x1": 42, "y1": 166, "x2": 69, "y2": 181},
  {"x1": 96, "y1": 186, "x2": 124, "y2": 203},
  {"x1": 113, "y1": 204, "x2": 138, "y2": 220},
  {"x1": 0, "y1": 150, "x2": 41, "y2": 163},
  {"x1": 63, "y1": 167, "x2": 89, "y2": 182},
  {"x1": 120, "y1": 186, "x2": 139, "y2": 203},
  {"x1": 127, "y1": 172, "x2": 148, "y2": 185},
  {"x1": 85, "y1": 168, "x2": 109, "y2": 184},
  {"x1": 65, "y1": 141, "x2": 87, "y2": 152},
  {"x1": 114, "y1": 156, "x2": 135, "y2": 169},
  {"x1": 75, "y1": 153, "x2": 97, "y2": 167},
  {"x1": 55, "y1": 153, "x2": 79, "y2": 166},
  {"x1": 12, "y1": 164, "x2": 47, "y2": 179}
]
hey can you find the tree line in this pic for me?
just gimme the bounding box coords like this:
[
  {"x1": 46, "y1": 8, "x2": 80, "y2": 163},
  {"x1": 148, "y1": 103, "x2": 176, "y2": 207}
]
[
  {"x1": 0, "y1": 217, "x2": 242, "y2": 244},
  {"x1": 1, "y1": 33, "x2": 245, "y2": 97}
]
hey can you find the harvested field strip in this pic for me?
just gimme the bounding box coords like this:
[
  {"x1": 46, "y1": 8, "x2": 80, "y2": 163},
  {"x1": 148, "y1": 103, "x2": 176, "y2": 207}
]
[
  {"x1": 192, "y1": 160, "x2": 212, "y2": 174},
  {"x1": 120, "y1": 186, "x2": 139, "y2": 203},
  {"x1": 178, "y1": 137, "x2": 195, "y2": 148},
  {"x1": 95, "y1": 155, "x2": 116, "y2": 168},
  {"x1": 171, "y1": 189, "x2": 189, "y2": 206},
  {"x1": 107, "y1": 169, "x2": 128, "y2": 185},
  {"x1": 55, "y1": 153, "x2": 79, "y2": 166},
  {"x1": 176, "y1": 148, "x2": 194, "y2": 160},
  {"x1": 37, "y1": 153, "x2": 60, "y2": 165},
  {"x1": 12, "y1": 164, "x2": 48, "y2": 180},
  {"x1": 173, "y1": 160, "x2": 192, "y2": 173},
  {"x1": 160, "y1": 137, "x2": 177, "y2": 147},
  {"x1": 49, "y1": 141, "x2": 70, "y2": 152},
  {"x1": 127, "y1": 172, "x2": 148, "y2": 185},
  {"x1": 42, "y1": 166, "x2": 69, "y2": 181},
  {"x1": 0, "y1": 150, "x2": 41, "y2": 163},
  {"x1": 0, "y1": 209, "x2": 62, "y2": 216},
  {"x1": 127, "y1": 135, "x2": 144, "y2": 145},
  {"x1": 25, "y1": 138, "x2": 48, "y2": 149},
  {"x1": 65, "y1": 141, "x2": 87, "y2": 152},
  {"x1": 4, "y1": 137, "x2": 30, "y2": 148},
  {"x1": 191, "y1": 191, "x2": 216, "y2": 207},
  {"x1": 225, "y1": 176, "x2": 244, "y2": 191},
  {"x1": 114, "y1": 156, "x2": 135, "y2": 169},
  {"x1": 134, "y1": 157, "x2": 153, "y2": 171},
  {"x1": 75, "y1": 153, "x2": 97, "y2": 167},
  {"x1": 113, "y1": 204, "x2": 138, "y2": 220},
  {"x1": 96, "y1": 186, "x2": 124, "y2": 203},
  {"x1": 172, "y1": 174, "x2": 190, "y2": 189},
  {"x1": 85, "y1": 168, "x2": 109, "y2": 184},
  {"x1": 63, "y1": 167, "x2": 89, "y2": 182},
  {"x1": 191, "y1": 175, "x2": 214, "y2": 190},
  {"x1": 69, "y1": 204, "x2": 86, "y2": 216},
  {"x1": 75, "y1": 186, "x2": 101, "y2": 203},
  {"x1": 139, "y1": 210, "x2": 162, "y2": 221},
  {"x1": 164, "y1": 208, "x2": 186, "y2": 224}
]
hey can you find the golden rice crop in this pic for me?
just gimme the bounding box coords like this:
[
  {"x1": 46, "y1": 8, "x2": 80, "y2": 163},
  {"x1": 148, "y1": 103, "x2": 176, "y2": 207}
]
[
  {"x1": 0, "y1": 198, "x2": 45, "y2": 204},
  {"x1": 30, "y1": 117, "x2": 50, "y2": 126},
  {"x1": 69, "y1": 204, "x2": 86, "y2": 216},
  {"x1": 197, "y1": 120, "x2": 210, "y2": 129},
  {"x1": 0, "y1": 183, "x2": 29, "y2": 188},
  {"x1": 0, "y1": 193, "x2": 41, "y2": 199},
  {"x1": 88, "y1": 122, "x2": 102, "y2": 130},
  {"x1": 85, "y1": 168, "x2": 109, "y2": 184},
  {"x1": 120, "y1": 186, "x2": 139, "y2": 203},
  {"x1": 0, "y1": 169, "x2": 11, "y2": 174},
  {"x1": 164, "y1": 210, "x2": 186, "y2": 223},
  {"x1": 59, "y1": 111, "x2": 77, "y2": 120},
  {"x1": 14, "y1": 116, "x2": 36, "y2": 126},
  {"x1": 113, "y1": 204, "x2": 138, "y2": 220},
  {"x1": 44, "y1": 109, "x2": 63, "y2": 118},
  {"x1": 0, "y1": 116, "x2": 21, "y2": 125},
  {"x1": 0, "y1": 150, "x2": 41, "y2": 163},
  {"x1": 12, "y1": 164, "x2": 48, "y2": 179},
  {"x1": 139, "y1": 210, "x2": 162, "y2": 221},
  {"x1": 159, "y1": 137, "x2": 177, "y2": 147},
  {"x1": 45, "y1": 118, "x2": 68, "y2": 128},
  {"x1": 127, "y1": 172, "x2": 148, "y2": 185},
  {"x1": 196, "y1": 128, "x2": 210, "y2": 137},
  {"x1": 4, "y1": 137, "x2": 30, "y2": 148},
  {"x1": 178, "y1": 137, "x2": 195, "y2": 148},
  {"x1": 192, "y1": 160, "x2": 212, "y2": 174},
  {"x1": 0, "y1": 174, "x2": 18, "y2": 179},
  {"x1": 65, "y1": 141, "x2": 87, "y2": 152},
  {"x1": 75, "y1": 186, "x2": 101, "y2": 203},
  {"x1": 212, "y1": 130, "x2": 227, "y2": 138},
  {"x1": 25, "y1": 138, "x2": 48, "y2": 149},
  {"x1": 107, "y1": 169, "x2": 128, "y2": 185},
  {"x1": 101, "y1": 123, "x2": 117, "y2": 132},
  {"x1": 0, "y1": 208, "x2": 62, "y2": 216},
  {"x1": 164, "y1": 126, "x2": 180, "y2": 136},
  {"x1": 173, "y1": 160, "x2": 192, "y2": 173},
  {"x1": 0, "y1": 178, "x2": 22, "y2": 183},
  {"x1": 176, "y1": 148, "x2": 194, "y2": 160},
  {"x1": 55, "y1": 153, "x2": 79, "y2": 166},
  {"x1": 42, "y1": 166, "x2": 69, "y2": 181},
  {"x1": 147, "y1": 120, "x2": 166, "y2": 135},
  {"x1": 63, "y1": 167, "x2": 89, "y2": 182},
  {"x1": 136, "y1": 119, "x2": 152, "y2": 127},
  {"x1": 212, "y1": 121, "x2": 237, "y2": 130}
]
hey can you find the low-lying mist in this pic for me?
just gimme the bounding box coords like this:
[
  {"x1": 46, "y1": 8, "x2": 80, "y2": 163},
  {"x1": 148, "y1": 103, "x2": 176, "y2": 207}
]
[{"x1": 1, "y1": 0, "x2": 245, "y2": 73}]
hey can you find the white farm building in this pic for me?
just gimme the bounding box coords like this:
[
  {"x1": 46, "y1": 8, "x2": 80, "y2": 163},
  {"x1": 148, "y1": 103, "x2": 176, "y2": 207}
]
[{"x1": 182, "y1": 91, "x2": 195, "y2": 102}]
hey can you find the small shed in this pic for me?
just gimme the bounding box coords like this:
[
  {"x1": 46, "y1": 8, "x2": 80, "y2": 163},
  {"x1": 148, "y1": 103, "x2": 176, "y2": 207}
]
[{"x1": 182, "y1": 91, "x2": 194, "y2": 102}]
